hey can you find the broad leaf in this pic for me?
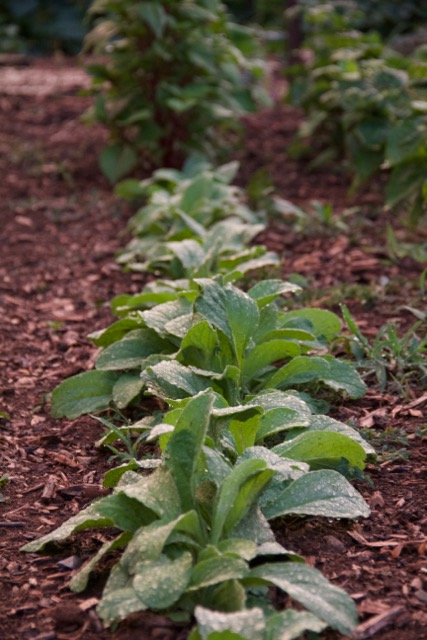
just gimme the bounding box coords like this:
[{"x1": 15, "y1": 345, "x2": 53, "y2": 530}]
[
  {"x1": 189, "y1": 556, "x2": 249, "y2": 589},
  {"x1": 211, "y1": 459, "x2": 273, "y2": 544},
  {"x1": 51, "y1": 371, "x2": 119, "y2": 419},
  {"x1": 195, "y1": 281, "x2": 259, "y2": 366},
  {"x1": 112, "y1": 373, "x2": 145, "y2": 408},
  {"x1": 121, "y1": 466, "x2": 182, "y2": 520},
  {"x1": 266, "y1": 356, "x2": 366, "y2": 399},
  {"x1": 100, "y1": 143, "x2": 137, "y2": 184},
  {"x1": 95, "y1": 329, "x2": 170, "y2": 370},
  {"x1": 195, "y1": 606, "x2": 266, "y2": 640},
  {"x1": 251, "y1": 562, "x2": 358, "y2": 635},
  {"x1": 21, "y1": 502, "x2": 112, "y2": 553},
  {"x1": 280, "y1": 309, "x2": 341, "y2": 341},
  {"x1": 272, "y1": 431, "x2": 367, "y2": 470},
  {"x1": 266, "y1": 609, "x2": 327, "y2": 640},
  {"x1": 142, "y1": 361, "x2": 212, "y2": 400},
  {"x1": 132, "y1": 552, "x2": 192, "y2": 609},
  {"x1": 261, "y1": 469, "x2": 370, "y2": 520},
  {"x1": 247, "y1": 280, "x2": 301, "y2": 308},
  {"x1": 166, "y1": 393, "x2": 215, "y2": 510}
]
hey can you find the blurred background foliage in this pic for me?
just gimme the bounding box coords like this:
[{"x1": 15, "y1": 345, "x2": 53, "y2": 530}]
[{"x1": 0, "y1": 0, "x2": 91, "y2": 54}]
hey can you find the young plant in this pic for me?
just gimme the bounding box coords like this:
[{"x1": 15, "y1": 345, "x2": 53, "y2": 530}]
[
  {"x1": 84, "y1": 0, "x2": 267, "y2": 179},
  {"x1": 289, "y1": 3, "x2": 427, "y2": 221},
  {"x1": 116, "y1": 158, "x2": 261, "y2": 269},
  {"x1": 23, "y1": 393, "x2": 367, "y2": 636}
]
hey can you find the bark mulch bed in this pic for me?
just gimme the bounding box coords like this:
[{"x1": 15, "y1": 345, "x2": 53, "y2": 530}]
[{"x1": 0, "y1": 59, "x2": 426, "y2": 640}]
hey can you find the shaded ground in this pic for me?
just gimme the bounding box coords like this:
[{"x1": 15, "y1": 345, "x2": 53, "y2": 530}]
[{"x1": 0, "y1": 59, "x2": 426, "y2": 640}]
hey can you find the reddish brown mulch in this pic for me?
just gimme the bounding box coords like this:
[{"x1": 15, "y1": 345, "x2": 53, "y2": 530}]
[{"x1": 0, "y1": 59, "x2": 426, "y2": 640}]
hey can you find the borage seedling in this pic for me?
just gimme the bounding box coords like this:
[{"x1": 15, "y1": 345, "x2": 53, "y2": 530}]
[{"x1": 23, "y1": 393, "x2": 368, "y2": 637}]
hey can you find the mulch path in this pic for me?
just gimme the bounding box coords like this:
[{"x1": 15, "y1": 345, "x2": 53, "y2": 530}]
[{"x1": 0, "y1": 59, "x2": 426, "y2": 640}]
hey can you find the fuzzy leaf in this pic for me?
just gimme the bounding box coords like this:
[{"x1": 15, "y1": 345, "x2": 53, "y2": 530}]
[
  {"x1": 211, "y1": 459, "x2": 273, "y2": 544},
  {"x1": 247, "y1": 280, "x2": 301, "y2": 307},
  {"x1": 190, "y1": 556, "x2": 249, "y2": 589},
  {"x1": 166, "y1": 393, "x2": 215, "y2": 510},
  {"x1": 143, "y1": 360, "x2": 212, "y2": 400},
  {"x1": 95, "y1": 330, "x2": 169, "y2": 370},
  {"x1": 21, "y1": 502, "x2": 112, "y2": 553},
  {"x1": 195, "y1": 606, "x2": 266, "y2": 640},
  {"x1": 251, "y1": 562, "x2": 358, "y2": 634},
  {"x1": 121, "y1": 466, "x2": 182, "y2": 520},
  {"x1": 133, "y1": 552, "x2": 192, "y2": 609},
  {"x1": 195, "y1": 281, "x2": 259, "y2": 365},
  {"x1": 266, "y1": 356, "x2": 366, "y2": 399},
  {"x1": 273, "y1": 431, "x2": 367, "y2": 470},
  {"x1": 112, "y1": 373, "x2": 145, "y2": 408},
  {"x1": 261, "y1": 469, "x2": 370, "y2": 520},
  {"x1": 51, "y1": 371, "x2": 119, "y2": 419}
]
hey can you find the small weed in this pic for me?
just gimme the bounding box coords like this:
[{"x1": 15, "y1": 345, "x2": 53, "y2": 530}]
[
  {"x1": 360, "y1": 427, "x2": 410, "y2": 463},
  {"x1": 273, "y1": 198, "x2": 353, "y2": 235},
  {"x1": 341, "y1": 305, "x2": 427, "y2": 395}
]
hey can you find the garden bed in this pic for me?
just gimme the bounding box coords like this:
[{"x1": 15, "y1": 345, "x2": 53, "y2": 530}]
[{"x1": 0, "y1": 58, "x2": 426, "y2": 640}]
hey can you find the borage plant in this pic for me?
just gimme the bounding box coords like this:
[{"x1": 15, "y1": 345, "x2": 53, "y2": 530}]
[{"x1": 23, "y1": 393, "x2": 368, "y2": 637}]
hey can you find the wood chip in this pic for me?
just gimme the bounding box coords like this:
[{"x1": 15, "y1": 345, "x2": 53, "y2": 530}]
[
  {"x1": 354, "y1": 606, "x2": 404, "y2": 639},
  {"x1": 41, "y1": 475, "x2": 57, "y2": 502}
]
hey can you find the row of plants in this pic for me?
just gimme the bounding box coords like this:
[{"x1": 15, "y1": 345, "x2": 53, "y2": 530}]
[
  {"x1": 288, "y1": 2, "x2": 427, "y2": 222},
  {"x1": 23, "y1": 157, "x2": 375, "y2": 639}
]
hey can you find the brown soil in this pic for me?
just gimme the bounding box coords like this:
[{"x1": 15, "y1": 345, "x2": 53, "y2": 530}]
[{"x1": 0, "y1": 59, "x2": 426, "y2": 640}]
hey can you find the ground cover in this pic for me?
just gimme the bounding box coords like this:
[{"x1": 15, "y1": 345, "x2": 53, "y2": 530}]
[{"x1": 0, "y1": 59, "x2": 426, "y2": 640}]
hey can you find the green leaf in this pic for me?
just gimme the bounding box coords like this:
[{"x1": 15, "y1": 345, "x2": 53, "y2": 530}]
[
  {"x1": 143, "y1": 361, "x2": 212, "y2": 400},
  {"x1": 21, "y1": 502, "x2": 112, "y2": 553},
  {"x1": 178, "y1": 320, "x2": 222, "y2": 370},
  {"x1": 95, "y1": 493, "x2": 157, "y2": 532},
  {"x1": 242, "y1": 340, "x2": 301, "y2": 385},
  {"x1": 272, "y1": 431, "x2": 367, "y2": 470},
  {"x1": 266, "y1": 609, "x2": 327, "y2": 640},
  {"x1": 181, "y1": 175, "x2": 212, "y2": 214},
  {"x1": 211, "y1": 459, "x2": 273, "y2": 544},
  {"x1": 136, "y1": 2, "x2": 167, "y2": 38},
  {"x1": 386, "y1": 160, "x2": 427, "y2": 208},
  {"x1": 112, "y1": 373, "x2": 145, "y2": 408},
  {"x1": 195, "y1": 606, "x2": 266, "y2": 640},
  {"x1": 195, "y1": 281, "x2": 259, "y2": 366},
  {"x1": 133, "y1": 552, "x2": 192, "y2": 609},
  {"x1": 247, "y1": 280, "x2": 301, "y2": 308},
  {"x1": 142, "y1": 298, "x2": 193, "y2": 338},
  {"x1": 251, "y1": 562, "x2": 358, "y2": 635},
  {"x1": 89, "y1": 317, "x2": 142, "y2": 347},
  {"x1": 95, "y1": 330, "x2": 170, "y2": 370},
  {"x1": 385, "y1": 118, "x2": 426, "y2": 167},
  {"x1": 97, "y1": 564, "x2": 145, "y2": 623},
  {"x1": 70, "y1": 533, "x2": 129, "y2": 592},
  {"x1": 166, "y1": 239, "x2": 205, "y2": 273},
  {"x1": 166, "y1": 393, "x2": 215, "y2": 511},
  {"x1": 190, "y1": 556, "x2": 249, "y2": 589},
  {"x1": 51, "y1": 371, "x2": 119, "y2": 419},
  {"x1": 280, "y1": 309, "x2": 341, "y2": 341},
  {"x1": 100, "y1": 143, "x2": 137, "y2": 184},
  {"x1": 266, "y1": 356, "x2": 366, "y2": 399},
  {"x1": 301, "y1": 414, "x2": 375, "y2": 455},
  {"x1": 121, "y1": 466, "x2": 182, "y2": 520},
  {"x1": 261, "y1": 469, "x2": 370, "y2": 520}
]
